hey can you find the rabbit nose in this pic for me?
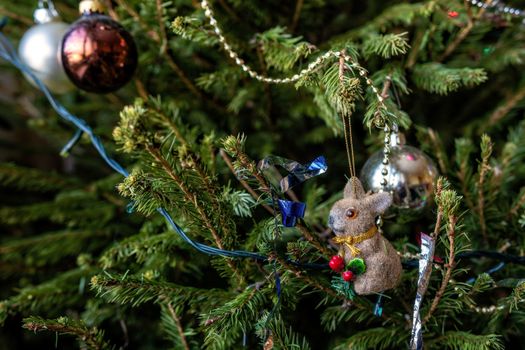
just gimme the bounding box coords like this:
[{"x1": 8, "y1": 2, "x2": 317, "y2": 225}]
[{"x1": 328, "y1": 215, "x2": 334, "y2": 227}]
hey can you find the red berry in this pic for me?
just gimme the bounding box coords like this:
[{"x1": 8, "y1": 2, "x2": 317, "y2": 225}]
[
  {"x1": 329, "y1": 255, "x2": 344, "y2": 272},
  {"x1": 448, "y1": 10, "x2": 459, "y2": 18},
  {"x1": 342, "y1": 270, "x2": 354, "y2": 282}
]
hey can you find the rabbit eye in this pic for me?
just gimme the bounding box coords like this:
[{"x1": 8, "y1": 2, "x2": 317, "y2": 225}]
[{"x1": 345, "y1": 208, "x2": 358, "y2": 219}]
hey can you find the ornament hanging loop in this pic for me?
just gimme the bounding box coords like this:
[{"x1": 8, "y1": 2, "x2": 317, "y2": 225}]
[
  {"x1": 37, "y1": 0, "x2": 57, "y2": 10},
  {"x1": 35, "y1": 0, "x2": 59, "y2": 23}
]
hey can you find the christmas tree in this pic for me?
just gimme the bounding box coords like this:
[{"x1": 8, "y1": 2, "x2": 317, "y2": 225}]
[{"x1": 1, "y1": 0, "x2": 525, "y2": 349}]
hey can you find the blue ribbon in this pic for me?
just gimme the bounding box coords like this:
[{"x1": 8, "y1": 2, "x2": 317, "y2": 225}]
[
  {"x1": 257, "y1": 155, "x2": 327, "y2": 193},
  {"x1": 258, "y1": 155, "x2": 327, "y2": 227},
  {"x1": 280, "y1": 155, "x2": 327, "y2": 192},
  {"x1": 277, "y1": 199, "x2": 305, "y2": 227}
]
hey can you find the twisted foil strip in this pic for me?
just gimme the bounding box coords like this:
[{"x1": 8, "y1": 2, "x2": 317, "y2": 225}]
[
  {"x1": 258, "y1": 155, "x2": 327, "y2": 227},
  {"x1": 409, "y1": 233, "x2": 435, "y2": 350},
  {"x1": 258, "y1": 155, "x2": 327, "y2": 193}
]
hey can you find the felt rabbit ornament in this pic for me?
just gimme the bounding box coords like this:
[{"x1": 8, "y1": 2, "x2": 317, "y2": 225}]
[{"x1": 328, "y1": 177, "x2": 402, "y2": 295}]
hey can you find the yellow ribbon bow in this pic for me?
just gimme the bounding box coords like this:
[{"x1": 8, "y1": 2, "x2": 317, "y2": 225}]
[{"x1": 332, "y1": 226, "x2": 378, "y2": 256}]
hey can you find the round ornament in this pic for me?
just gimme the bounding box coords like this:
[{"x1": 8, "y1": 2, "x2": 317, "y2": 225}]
[
  {"x1": 18, "y1": 1, "x2": 74, "y2": 94},
  {"x1": 360, "y1": 132, "x2": 438, "y2": 211},
  {"x1": 61, "y1": 0, "x2": 138, "y2": 93}
]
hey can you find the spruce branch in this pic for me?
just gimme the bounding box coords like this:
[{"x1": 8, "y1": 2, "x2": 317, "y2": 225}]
[
  {"x1": 508, "y1": 281, "x2": 525, "y2": 312},
  {"x1": 256, "y1": 26, "x2": 315, "y2": 72},
  {"x1": 255, "y1": 313, "x2": 311, "y2": 350},
  {"x1": 105, "y1": 0, "x2": 123, "y2": 23},
  {"x1": 147, "y1": 103, "x2": 218, "y2": 196},
  {"x1": 371, "y1": 73, "x2": 393, "y2": 124},
  {"x1": 0, "y1": 163, "x2": 77, "y2": 192},
  {"x1": 134, "y1": 78, "x2": 149, "y2": 100},
  {"x1": 220, "y1": 149, "x2": 273, "y2": 214},
  {"x1": 423, "y1": 214, "x2": 458, "y2": 324},
  {"x1": 90, "y1": 273, "x2": 229, "y2": 308},
  {"x1": 154, "y1": 0, "x2": 168, "y2": 54},
  {"x1": 222, "y1": 135, "x2": 270, "y2": 193},
  {"x1": 114, "y1": 0, "x2": 225, "y2": 112},
  {"x1": 438, "y1": 0, "x2": 491, "y2": 62},
  {"x1": 146, "y1": 145, "x2": 224, "y2": 250},
  {"x1": 432, "y1": 179, "x2": 445, "y2": 241},
  {"x1": 275, "y1": 255, "x2": 339, "y2": 300},
  {"x1": 509, "y1": 189, "x2": 525, "y2": 218},
  {"x1": 255, "y1": 44, "x2": 275, "y2": 127},
  {"x1": 417, "y1": 127, "x2": 448, "y2": 174},
  {"x1": 331, "y1": 2, "x2": 437, "y2": 44},
  {"x1": 477, "y1": 134, "x2": 493, "y2": 245},
  {"x1": 23, "y1": 316, "x2": 112, "y2": 350},
  {"x1": 455, "y1": 138, "x2": 476, "y2": 211},
  {"x1": 405, "y1": 28, "x2": 425, "y2": 69},
  {"x1": 379, "y1": 74, "x2": 392, "y2": 100},
  {"x1": 362, "y1": 32, "x2": 410, "y2": 59},
  {"x1": 163, "y1": 302, "x2": 190, "y2": 350},
  {"x1": 0, "y1": 229, "x2": 113, "y2": 267},
  {"x1": 412, "y1": 63, "x2": 487, "y2": 95},
  {"x1": 0, "y1": 268, "x2": 96, "y2": 325},
  {"x1": 0, "y1": 7, "x2": 33, "y2": 25},
  {"x1": 145, "y1": 145, "x2": 244, "y2": 283},
  {"x1": 202, "y1": 286, "x2": 268, "y2": 349},
  {"x1": 333, "y1": 327, "x2": 408, "y2": 350},
  {"x1": 488, "y1": 83, "x2": 525, "y2": 126},
  {"x1": 295, "y1": 224, "x2": 332, "y2": 258},
  {"x1": 112, "y1": 0, "x2": 159, "y2": 41},
  {"x1": 426, "y1": 332, "x2": 503, "y2": 350},
  {"x1": 322, "y1": 63, "x2": 361, "y2": 119},
  {"x1": 290, "y1": 0, "x2": 304, "y2": 33},
  {"x1": 216, "y1": 0, "x2": 241, "y2": 22},
  {"x1": 98, "y1": 231, "x2": 184, "y2": 269},
  {"x1": 120, "y1": 98, "x2": 224, "y2": 218}
]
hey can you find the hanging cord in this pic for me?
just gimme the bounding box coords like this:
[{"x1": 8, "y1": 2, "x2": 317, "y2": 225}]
[
  {"x1": 338, "y1": 53, "x2": 357, "y2": 180},
  {"x1": 37, "y1": 0, "x2": 56, "y2": 11}
]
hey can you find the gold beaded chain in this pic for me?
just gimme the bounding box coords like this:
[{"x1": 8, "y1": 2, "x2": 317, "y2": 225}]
[
  {"x1": 200, "y1": 0, "x2": 337, "y2": 84},
  {"x1": 200, "y1": 0, "x2": 386, "y2": 102}
]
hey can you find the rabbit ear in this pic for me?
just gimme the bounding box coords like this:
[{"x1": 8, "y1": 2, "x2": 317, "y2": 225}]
[
  {"x1": 365, "y1": 192, "x2": 392, "y2": 215},
  {"x1": 344, "y1": 177, "x2": 366, "y2": 199}
]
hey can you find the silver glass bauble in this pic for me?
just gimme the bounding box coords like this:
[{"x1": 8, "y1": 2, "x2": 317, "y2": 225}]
[
  {"x1": 18, "y1": 3, "x2": 74, "y2": 94},
  {"x1": 360, "y1": 132, "x2": 438, "y2": 211}
]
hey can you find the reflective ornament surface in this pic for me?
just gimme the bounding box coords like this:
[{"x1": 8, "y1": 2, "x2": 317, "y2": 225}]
[
  {"x1": 360, "y1": 133, "x2": 438, "y2": 211},
  {"x1": 18, "y1": 6, "x2": 74, "y2": 94},
  {"x1": 61, "y1": 14, "x2": 137, "y2": 93}
]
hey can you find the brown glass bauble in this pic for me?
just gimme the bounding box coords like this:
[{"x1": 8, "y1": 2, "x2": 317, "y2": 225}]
[{"x1": 61, "y1": 14, "x2": 137, "y2": 93}]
